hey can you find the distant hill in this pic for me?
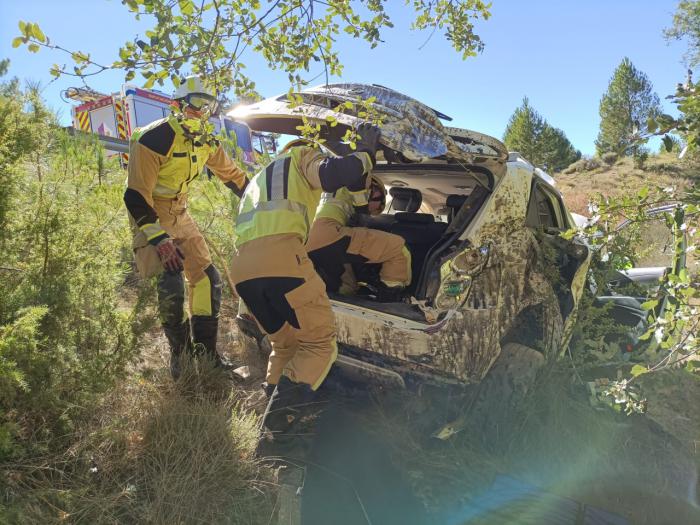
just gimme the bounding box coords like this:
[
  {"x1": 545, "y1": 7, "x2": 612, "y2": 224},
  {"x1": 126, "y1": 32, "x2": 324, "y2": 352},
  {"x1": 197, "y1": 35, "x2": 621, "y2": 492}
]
[{"x1": 555, "y1": 153, "x2": 699, "y2": 215}]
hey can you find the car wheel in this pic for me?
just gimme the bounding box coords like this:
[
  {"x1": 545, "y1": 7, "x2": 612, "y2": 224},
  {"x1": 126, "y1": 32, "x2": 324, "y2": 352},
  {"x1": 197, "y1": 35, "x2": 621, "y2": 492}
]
[{"x1": 469, "y1": 342, "x2": 545, "y2": 442}]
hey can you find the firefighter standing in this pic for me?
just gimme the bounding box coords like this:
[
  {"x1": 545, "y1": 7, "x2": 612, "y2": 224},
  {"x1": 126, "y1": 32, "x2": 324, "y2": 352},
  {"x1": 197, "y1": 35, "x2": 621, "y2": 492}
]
[
  {"x1": 124, "y1": 76, "x2": 248, "y2": 380},
  {"x1": 306, "y1": 175, "x2": 412, "y2": 299},
  {"x1": 231, "y1": 124, "x2": 380, "y2": 454}
]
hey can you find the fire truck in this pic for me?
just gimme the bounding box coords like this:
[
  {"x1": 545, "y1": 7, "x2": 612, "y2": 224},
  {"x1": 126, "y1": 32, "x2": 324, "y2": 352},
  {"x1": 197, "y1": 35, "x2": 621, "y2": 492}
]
[{"x1": 66, "y1": 85, "x2": 268, "y2": 167}]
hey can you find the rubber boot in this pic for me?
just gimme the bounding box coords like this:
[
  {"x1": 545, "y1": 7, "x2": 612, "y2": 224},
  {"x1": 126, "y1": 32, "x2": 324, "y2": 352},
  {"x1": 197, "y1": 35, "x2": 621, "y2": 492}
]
[
  {"x1": 162, "y1": 321, "x2": 192, "y2": 380},
  {"x1": 261, "y1": 381, "x2": 276, "y2": 398},
  {"x1": 191, "y1": 315, "x2": 232, "y2": 370},
  {"x1": 374, "y1": 282, "x2": 406, "y2": 303},
  {"x1": 158, "y1": 270, "x2": 190, "y2": 380},
  {"x1": 256, "y1": 376, "x2": 320, "y2": 462}
]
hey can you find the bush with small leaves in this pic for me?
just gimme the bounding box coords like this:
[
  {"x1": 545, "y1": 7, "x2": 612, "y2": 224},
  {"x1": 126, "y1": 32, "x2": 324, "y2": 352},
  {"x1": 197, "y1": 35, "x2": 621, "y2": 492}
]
[{"x1": 601, "y1": 151, "x2": 618, "y2": 165}]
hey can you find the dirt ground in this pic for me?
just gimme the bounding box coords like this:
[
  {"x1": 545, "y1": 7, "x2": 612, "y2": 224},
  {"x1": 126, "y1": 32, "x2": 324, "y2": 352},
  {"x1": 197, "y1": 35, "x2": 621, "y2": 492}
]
[{"x1": 215, "y1": 317, "x2": 699, "y2": 525}]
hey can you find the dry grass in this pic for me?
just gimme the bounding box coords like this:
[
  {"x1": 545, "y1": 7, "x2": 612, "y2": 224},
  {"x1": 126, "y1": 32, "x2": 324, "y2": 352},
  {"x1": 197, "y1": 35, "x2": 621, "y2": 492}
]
[
  {"x1": 2, "y1": 357, "x2": 276, "y2": 525},
  {"x1": 557, "y1": 153, "x2": 699, "y2": 214}
]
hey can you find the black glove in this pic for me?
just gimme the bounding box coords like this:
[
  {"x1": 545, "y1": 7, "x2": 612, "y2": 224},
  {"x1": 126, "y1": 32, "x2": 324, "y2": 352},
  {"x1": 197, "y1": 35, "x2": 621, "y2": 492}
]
[
  {"x1": 355, "y1": 123, "x2": 380, "y2": 164},
  {"x1": 363, "y1": 282, "x2": 406, "y2": 303}
]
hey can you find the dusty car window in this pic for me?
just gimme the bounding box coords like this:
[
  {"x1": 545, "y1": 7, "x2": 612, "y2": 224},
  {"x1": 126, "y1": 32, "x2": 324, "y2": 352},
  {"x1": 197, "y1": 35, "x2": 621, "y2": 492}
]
[
  {"x1": 621, "y1": 218, "x2": 676, "y2": 268},
  {"x1": 527, "y1": 185, "x2": 562, "y2": 230}
]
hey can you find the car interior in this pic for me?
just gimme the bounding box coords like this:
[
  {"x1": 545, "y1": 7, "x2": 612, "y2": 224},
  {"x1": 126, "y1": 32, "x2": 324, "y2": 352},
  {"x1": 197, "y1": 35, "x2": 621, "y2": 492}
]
[{"x1": 330, "y1": 166, "x2": 491, "y2": 317}]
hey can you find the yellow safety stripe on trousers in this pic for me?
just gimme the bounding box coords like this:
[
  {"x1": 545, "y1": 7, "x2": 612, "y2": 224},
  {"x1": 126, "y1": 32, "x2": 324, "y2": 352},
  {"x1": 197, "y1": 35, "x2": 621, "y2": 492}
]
[
  {"x1": 139, "y1": 222, "x2": 167, "y2": 242},
  {"x1": 310, "y1": 338, "x2": 338, "y2": 391},
  {"x1": 190, "y1": 274, "x2": 213, "y2": 316}
]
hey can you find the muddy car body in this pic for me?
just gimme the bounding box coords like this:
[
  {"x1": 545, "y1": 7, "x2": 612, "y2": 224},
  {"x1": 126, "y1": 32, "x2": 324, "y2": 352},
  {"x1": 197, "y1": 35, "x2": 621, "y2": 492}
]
[{"x1": 230, "y1": 84, "x2": 591, "y2": 387}]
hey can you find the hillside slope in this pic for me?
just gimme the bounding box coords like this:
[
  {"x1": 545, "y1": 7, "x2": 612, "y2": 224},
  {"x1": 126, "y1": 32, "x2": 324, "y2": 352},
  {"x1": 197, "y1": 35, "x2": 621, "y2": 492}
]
[{"x1": 555, "y1": 153, "x2": 699, "y2": 214}]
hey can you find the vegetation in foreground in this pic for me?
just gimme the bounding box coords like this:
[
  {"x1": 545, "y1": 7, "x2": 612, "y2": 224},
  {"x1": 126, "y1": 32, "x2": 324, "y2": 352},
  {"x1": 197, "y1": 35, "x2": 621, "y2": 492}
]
[{"x1": 0, "y1": 73, "x2": 274, "y2": 523}]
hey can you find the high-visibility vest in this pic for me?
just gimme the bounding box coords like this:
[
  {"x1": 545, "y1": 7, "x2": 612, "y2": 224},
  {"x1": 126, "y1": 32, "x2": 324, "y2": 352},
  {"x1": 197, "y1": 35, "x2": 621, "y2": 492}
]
[
  {"x1": 130, "y1": 114, "x2": 217, "y2": 199},
  {"x1": 235, "y1": 147, "x2": 323, "y2": 246},
  {"x1": 314, "y1": 187, "x2": 357, "y2": 226}
]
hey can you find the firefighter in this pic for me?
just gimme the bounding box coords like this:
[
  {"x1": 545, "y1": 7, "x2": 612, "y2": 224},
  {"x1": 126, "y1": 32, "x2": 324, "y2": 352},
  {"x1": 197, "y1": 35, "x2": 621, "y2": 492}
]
[
  {"x1": 231, "y1": 124, "x2": 380, "y2": 455},
  {"x1": 124, "y1": 75, "x2": 248, "y2": 380},
  {"x1": 306, "y1": 175, "x2": 411, "y2": 299}
]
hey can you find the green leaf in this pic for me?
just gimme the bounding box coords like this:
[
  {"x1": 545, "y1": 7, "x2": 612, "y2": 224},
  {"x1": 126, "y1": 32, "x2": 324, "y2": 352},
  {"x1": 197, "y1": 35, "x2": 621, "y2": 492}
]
[
  {"x1": 179, "y1": 0, "x2": 195, "y2": 15},
  {"x1": 71, "y1": 51, "x2": 88, "y2": 63},
  {"x1": 143, "y1": 74, "x2": 156, "y2": 89},
  {"x1": 11, "y1": 37, "x2": 24, "y2": 48},
  {"x1": 662, "y1": 134, "x2": 674, "y2": 152},
  {"x1": 685, "y1": 360, "x2": 699, "y2": 373},
  {"x1": 30, "y1": 23, "x2": 46, "y2": 43},
  {"x1": 638, "y1": 186, "x2": 649, "y2": 200},
  {"x1": 638, "y1": 328, "x2": 653, "y2": 341},
  {"x1": 640, "y1": 299, "x2": 658, "y2": 311},
  {"x1": 28, "y1": 43, "x2": 40, "y2": 53},
  {"x1": 647, "y1": 117, "x2": 658, "y2": 134},
  {"x1": 18, "y1": 20, "x2": 27, "y2": 35},
  {"x1": 630, "y1": 364, "x2": 648, "y2": 377}
]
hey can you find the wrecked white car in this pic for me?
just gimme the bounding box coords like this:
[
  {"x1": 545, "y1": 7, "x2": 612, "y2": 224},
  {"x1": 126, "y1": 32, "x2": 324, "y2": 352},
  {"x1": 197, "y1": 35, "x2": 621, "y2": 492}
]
[{"x1": 231, "y1": 83, "x2": 592, "y2": 390}]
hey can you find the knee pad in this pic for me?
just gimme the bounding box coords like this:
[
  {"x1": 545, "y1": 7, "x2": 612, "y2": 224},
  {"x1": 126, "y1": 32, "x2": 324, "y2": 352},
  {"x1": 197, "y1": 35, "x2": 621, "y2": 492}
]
[{"x1": 158, "y1": 271, "x2": 185, "y2": 326}]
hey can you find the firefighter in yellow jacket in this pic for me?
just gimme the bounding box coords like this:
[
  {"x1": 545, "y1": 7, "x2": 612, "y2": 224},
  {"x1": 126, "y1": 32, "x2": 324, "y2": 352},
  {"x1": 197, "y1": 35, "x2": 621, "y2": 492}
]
[
  {"x1": 124, "y1": 76, "x2": 248, "y2": 379},
  {"x1": 306, "y1": 176, "x2": 411, "y2": 299},
  {"x1": 231, "y1": 124, "x2": 380, "y2": 454}
]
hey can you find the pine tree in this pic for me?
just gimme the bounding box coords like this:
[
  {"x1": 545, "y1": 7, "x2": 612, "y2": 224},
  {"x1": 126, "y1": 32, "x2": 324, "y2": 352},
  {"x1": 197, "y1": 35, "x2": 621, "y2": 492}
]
[
  {"x1": 595, "y1": 57, "x2": 661, "y2": 156},
  {"x1": 539, "y1": 126, "x2": 581, "y2": 172},
  {"x1": 503, "y1": 97, "x2": 580, "y2": 171}
]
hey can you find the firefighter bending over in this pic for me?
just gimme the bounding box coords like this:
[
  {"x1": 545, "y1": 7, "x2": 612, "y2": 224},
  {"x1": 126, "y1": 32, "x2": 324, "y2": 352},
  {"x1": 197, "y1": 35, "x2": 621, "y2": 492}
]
[
  {"x1": 231, "y1": 124, "x2": 380, "y2": 457},
  {"x1": 306, "y1": 175, "x2": 411, "y2": 301},
  {"x1": 124, "y1": 76, "x2": 248, "y2": 380}
]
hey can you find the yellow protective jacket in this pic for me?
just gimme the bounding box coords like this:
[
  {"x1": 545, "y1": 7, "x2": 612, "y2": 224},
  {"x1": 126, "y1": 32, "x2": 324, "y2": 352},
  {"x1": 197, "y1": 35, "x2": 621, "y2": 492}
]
[
  {"x1": 235, "y1": 145, "x2": 372, "y2": 247},
  {"x1": 314, "y1": 187, "x2": 365, "y2": 226},
  {"x1": 124, "y1": 114, "x2": 248, "y2": 245}
]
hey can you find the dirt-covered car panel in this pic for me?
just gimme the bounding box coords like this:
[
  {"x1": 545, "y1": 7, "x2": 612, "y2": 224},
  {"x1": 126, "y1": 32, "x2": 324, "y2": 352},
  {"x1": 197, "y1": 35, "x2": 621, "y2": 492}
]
[{"x1": 333, "y1": 224, "x2": 568, "y2": 383}]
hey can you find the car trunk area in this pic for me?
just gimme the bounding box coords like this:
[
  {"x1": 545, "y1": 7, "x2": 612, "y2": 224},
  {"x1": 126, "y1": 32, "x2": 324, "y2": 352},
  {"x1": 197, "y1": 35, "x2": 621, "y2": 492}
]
[{"x1": 329, "y1": 163, "x2": 492, "y2": 320}]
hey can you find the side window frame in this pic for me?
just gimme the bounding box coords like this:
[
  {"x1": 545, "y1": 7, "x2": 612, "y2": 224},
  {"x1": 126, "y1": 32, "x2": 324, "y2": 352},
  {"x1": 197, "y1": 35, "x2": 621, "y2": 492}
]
[{"x1": 526, "y1": 181, "x2": 570, "y2": 231}]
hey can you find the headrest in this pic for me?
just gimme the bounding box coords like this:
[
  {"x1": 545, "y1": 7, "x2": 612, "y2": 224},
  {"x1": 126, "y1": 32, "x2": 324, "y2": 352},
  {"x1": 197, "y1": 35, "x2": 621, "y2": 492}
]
[
  {"x1": 446, "y1": 194, "x2": 468, "y2": 210},
  {"x1": 389, "y1": 187, "x2": 422, "y2": 212},
  {"x1": 394, "y1": 212, "x2": 434, "y2": 224}
]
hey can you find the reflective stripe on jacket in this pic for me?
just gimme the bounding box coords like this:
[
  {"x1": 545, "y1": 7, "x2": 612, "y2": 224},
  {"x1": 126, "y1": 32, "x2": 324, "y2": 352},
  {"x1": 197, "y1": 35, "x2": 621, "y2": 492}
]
[{"x1": 235, "y1": 149, "x2": 321, "y2": 246}]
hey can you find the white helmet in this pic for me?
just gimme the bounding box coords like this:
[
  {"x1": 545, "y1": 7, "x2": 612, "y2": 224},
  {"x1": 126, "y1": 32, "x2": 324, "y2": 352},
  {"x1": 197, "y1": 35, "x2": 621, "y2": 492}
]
[{"x1": 172, "y1": 75, "x2": 219, "y2": 114}]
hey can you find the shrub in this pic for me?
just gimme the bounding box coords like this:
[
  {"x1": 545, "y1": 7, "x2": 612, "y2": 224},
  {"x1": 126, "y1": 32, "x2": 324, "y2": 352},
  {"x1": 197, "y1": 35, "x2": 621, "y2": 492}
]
[
  {"x1": 601, "y1": 151, "x2": 618, "y2": 165},
  {"x1": 0, "y1": 99, "x2": 154, "y2": 461},
  {"x1": 633, "y1": 148, "x2": 649, "y2": 169},
  {"x1": 562, "y1": 157, "x2": 602, "y2": 174}
]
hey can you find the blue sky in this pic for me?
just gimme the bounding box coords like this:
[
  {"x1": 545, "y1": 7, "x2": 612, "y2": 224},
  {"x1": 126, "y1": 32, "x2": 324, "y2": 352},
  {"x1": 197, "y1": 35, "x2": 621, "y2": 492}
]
[{"x1": 0, "y1": 0, "x2": 689, "y2": 155}]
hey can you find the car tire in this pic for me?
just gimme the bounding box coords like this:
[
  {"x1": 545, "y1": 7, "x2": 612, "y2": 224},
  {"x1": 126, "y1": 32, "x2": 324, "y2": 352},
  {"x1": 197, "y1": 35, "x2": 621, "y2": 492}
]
[{"x1": 469, "y1": 342, "x2": 544, "y2": 443}]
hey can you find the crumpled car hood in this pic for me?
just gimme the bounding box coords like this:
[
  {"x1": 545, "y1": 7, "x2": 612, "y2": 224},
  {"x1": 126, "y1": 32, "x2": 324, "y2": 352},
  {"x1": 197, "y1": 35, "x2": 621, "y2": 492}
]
[{"x1": 228, "y1": 83, "x2": 508, "y2": 167}]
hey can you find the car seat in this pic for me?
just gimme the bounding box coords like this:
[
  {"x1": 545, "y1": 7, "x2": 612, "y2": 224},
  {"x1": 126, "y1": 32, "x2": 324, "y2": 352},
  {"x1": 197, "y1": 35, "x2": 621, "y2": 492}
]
[{"x1": 385, "y1": 188, "x2": 447, "y2": 291}]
